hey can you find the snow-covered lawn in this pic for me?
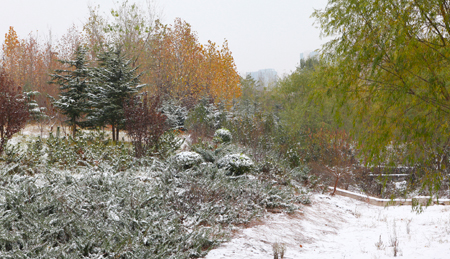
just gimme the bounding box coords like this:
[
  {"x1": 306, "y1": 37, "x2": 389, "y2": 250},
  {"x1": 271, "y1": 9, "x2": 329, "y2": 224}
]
[{"x1": 205, "y1": 193, "x2": 450, "y2": 259}]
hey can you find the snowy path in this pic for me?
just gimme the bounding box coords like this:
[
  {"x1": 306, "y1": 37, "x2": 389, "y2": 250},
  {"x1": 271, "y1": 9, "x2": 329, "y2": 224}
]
[{"x1": 205, "y1": 194, "x2": 450, "y2": 259}]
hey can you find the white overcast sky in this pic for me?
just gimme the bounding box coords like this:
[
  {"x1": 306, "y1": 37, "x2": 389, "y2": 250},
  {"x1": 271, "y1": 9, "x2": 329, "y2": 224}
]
[{"x1": 0, "y1": 0, "x2": 330, "y2": 76}]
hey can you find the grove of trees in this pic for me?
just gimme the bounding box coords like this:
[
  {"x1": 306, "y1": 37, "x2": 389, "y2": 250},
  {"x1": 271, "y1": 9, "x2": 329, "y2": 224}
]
[{"x1": 0, "y1": 1, "x2": 242, "y2": 149}]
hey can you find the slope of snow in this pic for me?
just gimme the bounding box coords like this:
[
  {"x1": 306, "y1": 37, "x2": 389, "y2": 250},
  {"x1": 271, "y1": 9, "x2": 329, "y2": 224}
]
[{"x1": 205, "y1": 194, "x2": 450, "y2": 259}]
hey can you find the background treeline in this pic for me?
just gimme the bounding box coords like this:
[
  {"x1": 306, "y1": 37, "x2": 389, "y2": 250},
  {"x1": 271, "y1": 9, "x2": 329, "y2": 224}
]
[{"x1": 0, "y1": 2, "x2": 240, "y2": 131}]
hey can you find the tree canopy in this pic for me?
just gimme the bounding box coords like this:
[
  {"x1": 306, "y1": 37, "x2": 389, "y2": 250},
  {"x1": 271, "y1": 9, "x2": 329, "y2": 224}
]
[
  {"x1": 313, "y1": 0, "x2": 450, "y2": 163},
  {"x1": 312, "y1": 0, "x2": 450, "y2": 194}
]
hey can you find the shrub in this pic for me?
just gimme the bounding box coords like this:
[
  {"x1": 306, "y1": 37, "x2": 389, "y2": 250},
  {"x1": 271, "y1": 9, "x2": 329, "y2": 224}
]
[
  {"x1": 124, "y1": 93, "x2": 168, "y2": 158},
  {"x1": 0, "y1": 125, "x2": 312, "y2": 258},
  {"x1": 160, "y1": 99, "x2": 188, "y2": 130},
  {"x1": 213, "y1": 128, "x2": 232, "y2": 143},
  {"x1": 0, "y1": 70, "x2": 30, "y2": 155},
  {"x1": 217, "y1": 153, "x2": 254, "y2": 176},
  {"x1": 153, "y1": 129, "x2": 184, "y2": 159},
  {"x1": 1, "y1": 131, "x2": 136, "y2": 174},
  {"x1": 185, "y1": 98, "x2": 228, "y2": 143},
  {"x1": 171, "y1": 151, "x2": 204, "y2": 170}
]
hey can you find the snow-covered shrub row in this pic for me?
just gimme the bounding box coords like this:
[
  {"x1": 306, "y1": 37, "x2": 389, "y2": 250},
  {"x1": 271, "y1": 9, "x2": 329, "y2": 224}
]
[
  {"x1": 217, "y1": 153, "x2": 254, "y2": 176},
  {"x1": 0, "y1": 128, "x2": 312, "y2": 257},
  {"x1": 0, "y1": 131, "x2": 160, "y2": 174},
  {"x1": 213, "y1": 128, "x2": 232, "y2": 143},
  {"x1": 0, "y1": 157, "x2": 309, "y2": 258}
]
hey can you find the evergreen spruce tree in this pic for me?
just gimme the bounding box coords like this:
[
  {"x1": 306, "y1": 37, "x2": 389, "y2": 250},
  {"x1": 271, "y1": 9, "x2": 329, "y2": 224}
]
[
  {"x1": 49, "y1": 46, "x2": 91, "y2": 137},
  {"x1": 88, "y1": 47, "x2": 144, "y2": 142}
]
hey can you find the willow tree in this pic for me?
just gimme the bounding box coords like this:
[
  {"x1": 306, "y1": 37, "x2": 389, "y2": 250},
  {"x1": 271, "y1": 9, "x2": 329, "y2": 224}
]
[{"x1": 313, "y1": 0, "x2": 450, "y2": 193}]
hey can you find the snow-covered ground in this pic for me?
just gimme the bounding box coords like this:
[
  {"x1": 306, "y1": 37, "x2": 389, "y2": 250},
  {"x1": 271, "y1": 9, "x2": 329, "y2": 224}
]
[{"x1": 205, "y1": 193, "x2": 450, "y2": 259}]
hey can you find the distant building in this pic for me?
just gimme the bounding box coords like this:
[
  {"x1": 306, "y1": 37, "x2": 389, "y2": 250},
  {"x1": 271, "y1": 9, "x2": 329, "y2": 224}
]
[{"x1": 246, "y1": 68, "x2": 277, "y2": 90}]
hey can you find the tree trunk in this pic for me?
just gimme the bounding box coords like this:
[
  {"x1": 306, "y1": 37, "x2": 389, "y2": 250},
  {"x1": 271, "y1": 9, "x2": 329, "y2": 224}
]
[
  {"x1": 72, "y1": 125, "x2": 76, "y2": 138},
  {"x1": 116, "y1": 128, "x2": 119, "y2": 142},
  {"x1": 0, "y1": 138, "x2": 4, "y2": 155},
  {"x1": 331, "y1": 174, "x2": 340, "y2": 196},
  {"x1": 112, "y1": 125, "x2": 116, "y2": 142},
  {"x1": 0, "y1": 125, "x2": 4, "y2": 154}
]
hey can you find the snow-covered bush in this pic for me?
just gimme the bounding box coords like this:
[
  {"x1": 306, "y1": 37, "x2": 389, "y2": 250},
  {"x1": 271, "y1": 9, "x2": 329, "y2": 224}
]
[
  {"x1": 290, "y1": 166, "x2": 310, "y2": 183},
  {"x1": 171, "y1": 151, "x2": 203, "y2": 169},
  {"x1": 185, "y1": 99, "x2": 228, "y2": 131},
  {"x1": 217, "y1": 153, "x2": 254, "y2": 176},
  {"x1": 154, "y1": 130, "x2": 184, "y2": 159},
  {"x1": 213, "y1": 128, "x2": 232, "y2": 143},
  {"x1": 160, "y1": 99, "x2": 188, "y2": 129}
]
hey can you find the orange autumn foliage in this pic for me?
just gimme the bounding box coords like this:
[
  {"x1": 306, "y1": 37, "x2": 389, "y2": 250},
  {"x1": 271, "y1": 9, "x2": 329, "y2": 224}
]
[
  {"x1": 149, "y1": 19, "x2": 241, "y2": 108},
  {"x1": 1, "y1": 27, "x2": 61, "y2": 116}
]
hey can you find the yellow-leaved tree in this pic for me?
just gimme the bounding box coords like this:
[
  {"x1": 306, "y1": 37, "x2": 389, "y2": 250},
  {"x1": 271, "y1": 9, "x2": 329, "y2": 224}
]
[{"x1": 150, "y1": 19, "x2": 241, "y2": 107}]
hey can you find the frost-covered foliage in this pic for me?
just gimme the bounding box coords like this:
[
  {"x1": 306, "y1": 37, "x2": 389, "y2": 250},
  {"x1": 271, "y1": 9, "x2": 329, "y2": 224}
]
[
  {"x1": 0, "y1": 131, "x2": 135, "y2": 174},
  {"x1": 185, "y1": 99, "x2": 228, "y2": 132},
  {"x1": 217, "y1": 153, "x2": 254, "y2": 176},
  {"x1": 289, "y1": 166, "x2": 311, "y2": 184},
  {"x1": 0, "y1": 146, "x2": 308, "y2": 258},
  {"x1": 160, "y1": 99, "x2": 188, "y2": 130},
  {"x1": 24, "y1": 91, "x2": 47, "y2": 122},
  {"x1": 213, "y1": 128, "x2": 232, "y2": 143},
  {"x1": 171, "y1": 151, "x2": 203, "y2": 170},
  {"x1": 153, "y1": 130, "x2": 185, "y2": 159}
]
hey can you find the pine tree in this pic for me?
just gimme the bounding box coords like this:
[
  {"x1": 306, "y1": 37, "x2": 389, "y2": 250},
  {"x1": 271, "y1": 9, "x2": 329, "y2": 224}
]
[
  {"x1": 88, "y1": 47, "x2": 144, "y2": 142},
  {"x1": 49, "y1": 46, "x2": 90, "y2": 137}
]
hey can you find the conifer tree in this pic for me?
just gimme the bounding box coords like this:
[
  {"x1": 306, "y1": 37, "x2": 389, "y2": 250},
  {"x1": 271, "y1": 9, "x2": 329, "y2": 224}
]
[
  {"x1": 49, "y1": 46, "x2": 90, "y2": 137},
  {"x1": 88, "y1": 47, "x2": 144, "y2": 142}
]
